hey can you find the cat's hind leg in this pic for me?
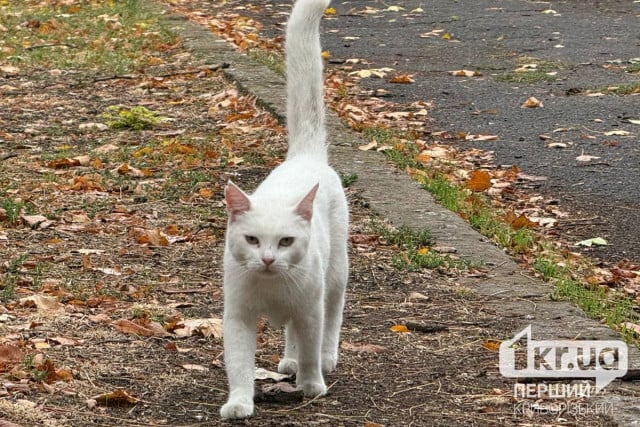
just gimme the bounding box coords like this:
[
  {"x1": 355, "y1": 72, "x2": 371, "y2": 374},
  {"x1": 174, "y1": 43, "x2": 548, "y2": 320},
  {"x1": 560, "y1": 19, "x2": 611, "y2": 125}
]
[{"x1": 321, "y1": 245, "x2": 348, "y2": 374}]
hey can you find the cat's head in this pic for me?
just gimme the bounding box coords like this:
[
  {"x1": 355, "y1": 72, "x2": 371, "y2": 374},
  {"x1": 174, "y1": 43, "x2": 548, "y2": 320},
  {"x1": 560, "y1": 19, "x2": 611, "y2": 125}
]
[{"x1": 224, "y1": 181, "x2": 318, "y2": 275}]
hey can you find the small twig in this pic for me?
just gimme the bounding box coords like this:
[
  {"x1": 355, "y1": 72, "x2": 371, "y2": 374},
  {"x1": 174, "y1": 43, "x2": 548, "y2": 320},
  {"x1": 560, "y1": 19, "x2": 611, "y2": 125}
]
[{"x1": 1, "y1": 153, "x2": 18, "y2": 161}]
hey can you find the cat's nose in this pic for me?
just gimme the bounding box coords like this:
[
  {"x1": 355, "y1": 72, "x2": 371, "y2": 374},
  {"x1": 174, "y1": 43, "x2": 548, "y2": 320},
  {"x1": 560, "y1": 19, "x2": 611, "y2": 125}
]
[{"x1": 262, "y1": 256, "x2": 275, "y2": 266}]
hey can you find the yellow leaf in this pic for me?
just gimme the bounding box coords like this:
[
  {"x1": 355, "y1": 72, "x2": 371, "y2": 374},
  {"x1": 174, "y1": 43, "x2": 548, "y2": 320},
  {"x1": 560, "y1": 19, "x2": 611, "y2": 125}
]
[
  {"x1": 198, "y1": 188, "x2": 213, "y2": 199},
  {"x1": 390, "y1": 324, "x2": 410, "y2": 333},
  {"x1": 441, "y1": 33, "x2": 451, "y2": 40},
  {"x1": 482, "y1": 340, "x2": 501, "y2": 351},
  {"x1": 521, "y1": 96, "x2": 543, "y2": 108},
  {"x1": 417, "y1": 247, "x2": 429, "y2": 255},
  {"x1": 321, "y1": 50, "x2": 330, "y2": 59},
  {"x1": 324, "y1": 7, "x2": 337, "y2": 14}
]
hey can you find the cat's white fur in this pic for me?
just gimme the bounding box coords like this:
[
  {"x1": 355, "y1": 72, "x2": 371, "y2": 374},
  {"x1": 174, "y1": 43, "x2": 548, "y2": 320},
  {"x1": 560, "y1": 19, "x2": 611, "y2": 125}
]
[{"x1": 220, "y1": 0, "x2": 348, "y2": 419}]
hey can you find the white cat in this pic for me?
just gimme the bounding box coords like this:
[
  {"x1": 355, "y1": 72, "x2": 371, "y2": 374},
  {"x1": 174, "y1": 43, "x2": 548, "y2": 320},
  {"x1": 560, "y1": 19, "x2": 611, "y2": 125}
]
[{"x1": 220, "y1": 0, "x2": 349, "y2": 420}]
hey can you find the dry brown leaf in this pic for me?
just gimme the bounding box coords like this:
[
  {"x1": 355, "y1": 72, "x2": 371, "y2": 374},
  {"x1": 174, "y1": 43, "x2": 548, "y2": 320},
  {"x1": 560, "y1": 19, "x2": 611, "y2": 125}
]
[
  {"x1": 521, "y1": 96, "x2": 543, "y2": 108},
  {"x1": 466, "y1": 170, "x2": 491, "y2": 192},
  {"x1": 18, "y1": 295, "x2": 64, "y2": 314},
  {"x1": 92, "y1": 389, "x2": 138, "y2": 406},
  {"x1": 448, "y1": 69, "x2": 481, "y2": 77},
  {"x1": 482, "y1": 340, "x2": 501, "y2": 351},
  {"x1": 130, "y1": 228, "x2": 170, "y2": 247},
  {"x1": 112, "y1": 319, "x2": 170, "y2": 337},
  {"x1": 37, "y1": 359, "x2": 73, "y2": 383},
  {"x1": 0, "y1": 344, "x2": 23, "y2": 372},
  {"x1": 47, "y1": 158, "x2": 81, "y2": 169},
  {"x1": 389, "y1": 74, "x2": 415, "y2": 84},
  {"x1": 173, "y1": 318, "x2": 223, "y2": 339},
  {"x1": 505, "y1": 212, "x2": 537, "y2": 230}
]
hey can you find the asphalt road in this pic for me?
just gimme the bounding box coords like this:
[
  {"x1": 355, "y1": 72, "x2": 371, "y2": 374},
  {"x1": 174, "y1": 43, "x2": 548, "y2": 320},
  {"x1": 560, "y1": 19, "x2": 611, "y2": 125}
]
[{"x1": 247, "y1": 0, "x2": 640, "y2": 264}]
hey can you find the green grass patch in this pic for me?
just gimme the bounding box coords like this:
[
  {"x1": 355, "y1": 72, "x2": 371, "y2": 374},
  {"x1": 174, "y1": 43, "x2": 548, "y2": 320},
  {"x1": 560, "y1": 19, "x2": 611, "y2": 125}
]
[
  {"x1": 598, "y1": 82, "x2": 640, "y2": 95},
  {"x1": 1, "y1": 254, "x2": 27, "y2": 302},
  {"x1": 370, "y1": 221, "x2": 469, "y2": 272},
  {"x1": 340, "y1": 172, "x2": 358, "y2": 188},
  {"x1": 495, "y1": 70, "x2": 558, "y2": 84},
  {"x1": 101, "y1": 106, "x2": 167, "y2": 131},
  {"x1": 247, "y1": 48, "x2": 285, "y2": 76},
  {"x1": 0, "y1": 0, "x2": 179, "y2": 74}
]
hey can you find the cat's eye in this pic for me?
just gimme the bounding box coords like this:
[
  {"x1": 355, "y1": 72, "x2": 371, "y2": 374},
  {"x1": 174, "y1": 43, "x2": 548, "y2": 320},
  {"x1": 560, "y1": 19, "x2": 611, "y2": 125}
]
[
  {"x1": 279, "y1": 237, "x2": 294, "y2": 247},
  {"x1": 245, "y1": 235, "x2": 259, "y2": 246}
]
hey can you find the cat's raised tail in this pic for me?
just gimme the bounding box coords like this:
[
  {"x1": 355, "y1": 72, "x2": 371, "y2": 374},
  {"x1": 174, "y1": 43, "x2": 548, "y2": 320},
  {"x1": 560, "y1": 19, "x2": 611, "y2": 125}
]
[{"x1": 285, "y1": 0, "x2": 331, "y2": 163}]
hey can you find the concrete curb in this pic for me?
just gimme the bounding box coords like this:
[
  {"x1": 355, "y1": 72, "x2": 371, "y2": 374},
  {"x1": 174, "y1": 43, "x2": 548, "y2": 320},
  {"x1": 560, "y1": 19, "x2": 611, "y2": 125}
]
[{"x1": 166, "y1": 10, "x2": 640, "y2": 425}]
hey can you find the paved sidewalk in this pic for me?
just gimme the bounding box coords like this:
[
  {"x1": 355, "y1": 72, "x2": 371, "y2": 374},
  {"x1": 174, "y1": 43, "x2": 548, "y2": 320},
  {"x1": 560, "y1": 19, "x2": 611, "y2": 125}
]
[{"x1": 167, "y1": 5, "x2": 640, "y2": 425}]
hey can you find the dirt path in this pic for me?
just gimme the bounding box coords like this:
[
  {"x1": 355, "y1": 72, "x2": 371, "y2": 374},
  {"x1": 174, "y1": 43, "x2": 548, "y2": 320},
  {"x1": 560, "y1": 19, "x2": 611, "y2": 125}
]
[{"x1": 0, "y1": 1, "x2": 635, "y2": 426}]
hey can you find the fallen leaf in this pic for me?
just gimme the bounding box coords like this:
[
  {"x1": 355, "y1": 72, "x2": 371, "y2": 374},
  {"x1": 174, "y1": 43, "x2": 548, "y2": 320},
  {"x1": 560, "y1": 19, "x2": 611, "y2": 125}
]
[
  {"x1": 482, "y1": 340, "x2": 501, "y2": 351},
  {"x1": 506, "y1": 213, "x2": 537, "y2": 230},
  {"x1": 389, "y1": 74, "x2": 414, "y2": 84},
  {"x1": 521, "y1": 97, "x2": 543, "y2": 108},
  {"x1": 547, "y1": 142, "x2": 569, "y2": 148},
  {"x1": 0, "y1": 344, "x2": 23, "y2": 368},
  {"x1": 448, "y1": 69, "x2": 481, "y2": 77},
  {"x1": 112, "y1": 319, "x2": 170, "y2": 337},
  {"x1": 575, "y1": 151, "x2": 600, "y2": 162},
  {"x1": 92, "y1": 389, "x2": 138, "y2": 406},
  {"x1": 575, "y1": 237, "x2": 608, "y2": 247},
  {"x1": 464, "y1": 133, "x2": 498, "y2": 141},
  {"x1": 358, "y1": 141, "x2": 378, "y2": 151},
  {"x1": 604, "y1": 130, "x2": 630, "y2": 136},
  {"x1": 47, "y1": 158, "x2": 81, "y2": 169},
  {"x1": 349, "y1": 68, "x2": 394, "y2": 79},
  {"x1": 390, "y1": 324, "x2": 410, "y2": 333},
  {"x1": 182, "y1": 364, "x2": 208, "y2": 372},
  {"x1": 254, "y1": 367, "x2": 290, "y2": 381},
  {"x1": 173, "y1": 318, "x2": 223, "y2": 338},
  {"x1": 261, "y1": 382, "x2": 298, "y2": 393},
  {"x1": 19, "y1": 295, "x2": 64, "y2": 314},
  {"x1": 466, "y1": 170, "x2": 491, "y2": 192}
]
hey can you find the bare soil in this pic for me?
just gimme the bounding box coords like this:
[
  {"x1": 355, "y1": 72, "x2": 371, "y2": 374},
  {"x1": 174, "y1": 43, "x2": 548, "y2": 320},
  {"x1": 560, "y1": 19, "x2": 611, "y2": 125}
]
[{"x1": 0, "y1": 1, "x2": 618, "y2": 426}]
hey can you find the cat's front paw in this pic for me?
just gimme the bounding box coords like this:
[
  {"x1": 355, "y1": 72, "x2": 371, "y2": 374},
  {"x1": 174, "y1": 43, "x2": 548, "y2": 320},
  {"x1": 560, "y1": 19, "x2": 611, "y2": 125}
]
[
  {"x1": 220, "y1": 400, "x2": 254, "y2": 420},
  {"x1": 321, "y1": 353, "x2": 337, "y2": 374},
  {"x1": 278, "y1": 357, "x2": 298, "y2": 375},
  {"x1": 300, "y1": 381, "x2": 327, "y2": 397}
]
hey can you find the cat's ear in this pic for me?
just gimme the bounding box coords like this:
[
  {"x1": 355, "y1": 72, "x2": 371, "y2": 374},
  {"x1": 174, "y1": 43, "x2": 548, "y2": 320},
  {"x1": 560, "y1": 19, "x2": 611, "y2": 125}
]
[
  {"x1": 295, "y1": 183, "x2": 319, "y2": 222},
  {"x1": 225, "y1": 181, "x2": 251, "y2": 222}
]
